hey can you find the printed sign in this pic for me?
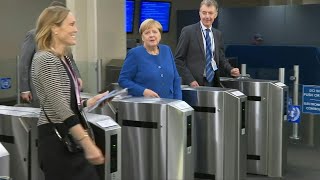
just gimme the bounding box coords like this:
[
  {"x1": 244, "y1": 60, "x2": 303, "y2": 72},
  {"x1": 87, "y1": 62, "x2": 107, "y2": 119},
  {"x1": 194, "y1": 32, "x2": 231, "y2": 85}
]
[
  {"x1": 288, "y1": 105, "x2": 301, "y2": 123},
  {"x1": 302, "y1": 85, "x2": 320, "y2": 114},
  {"x1": 0, "y1": 78, "x2": 11, "y2": 89}
]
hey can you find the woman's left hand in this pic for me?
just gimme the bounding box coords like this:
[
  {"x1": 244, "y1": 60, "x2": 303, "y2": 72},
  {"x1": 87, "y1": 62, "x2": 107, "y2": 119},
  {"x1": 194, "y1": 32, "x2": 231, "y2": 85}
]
[{"x1": 143, "y1": 89, "x2": 160, "y2": 98}]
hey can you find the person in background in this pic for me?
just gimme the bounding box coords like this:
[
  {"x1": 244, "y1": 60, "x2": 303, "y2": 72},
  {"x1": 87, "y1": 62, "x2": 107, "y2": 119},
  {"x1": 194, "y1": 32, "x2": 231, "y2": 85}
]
[
  {"x1": 19, "y1": 1, "x2": 82, "y2": 107},
  {"x1": 175, "y1": 0, "x2": 240, "y2": 87},
  {"x1": 118, "y1": 19, "x2": 182, "y2": 99},
  {"x1": 31, "y1": 6, "x2": 106, "y2": 180},
  {"x1": 252, "y1": 33, "x2": 264, "y2": 45}
]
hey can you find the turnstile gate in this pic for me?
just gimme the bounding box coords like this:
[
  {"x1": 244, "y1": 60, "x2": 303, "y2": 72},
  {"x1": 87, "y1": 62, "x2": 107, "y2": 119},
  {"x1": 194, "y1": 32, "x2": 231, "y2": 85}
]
[
  {"x1": 182, "y1": 86, "x2": 247, "y2": 180},
  {"x1": 111, "y1": 97, "x2": 194, "y2": 180},
  {"x1": 221, "y1": 78, "x2": 288, "y2": 177},
  {"x1": 0, "y1": 105, "x2": 120, "y2": 180},
  {"x1": 0, "y1": 105, "x2": 42, "y2": 180},
  {"x1": 0, "y1": 142, "x2": 10, "y2": 177},
  {"x1": 87, "y1": 113, "x2": 121, "y2": 180}
]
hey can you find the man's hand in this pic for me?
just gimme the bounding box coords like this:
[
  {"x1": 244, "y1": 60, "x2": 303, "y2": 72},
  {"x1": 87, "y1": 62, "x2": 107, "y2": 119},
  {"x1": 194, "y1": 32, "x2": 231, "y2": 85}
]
[
  {"x1": 189, "y1": 81, "x2": 200, "y2": 88},
  {"x1": 21, "y1": 92, "x2": 32, "y2": 103},
  {"x1": 230, "y1": 68, "x2": 240, "y2": 77}
]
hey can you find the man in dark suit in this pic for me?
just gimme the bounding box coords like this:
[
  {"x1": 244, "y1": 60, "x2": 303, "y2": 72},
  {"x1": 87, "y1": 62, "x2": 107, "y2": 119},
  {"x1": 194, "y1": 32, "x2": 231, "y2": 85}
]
[
  {"x1": 175, "y1": 0, "x2": 240, "y2": 87},
  {"x1": 19, "y1": 1, "x2": 82, "y2": 107}
]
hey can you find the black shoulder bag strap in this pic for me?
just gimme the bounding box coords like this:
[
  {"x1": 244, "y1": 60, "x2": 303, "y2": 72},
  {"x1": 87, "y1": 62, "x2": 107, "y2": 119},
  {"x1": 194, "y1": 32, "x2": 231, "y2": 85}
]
[{"x1": 41, "y1": 106, "x2": 63, "y2": 140}]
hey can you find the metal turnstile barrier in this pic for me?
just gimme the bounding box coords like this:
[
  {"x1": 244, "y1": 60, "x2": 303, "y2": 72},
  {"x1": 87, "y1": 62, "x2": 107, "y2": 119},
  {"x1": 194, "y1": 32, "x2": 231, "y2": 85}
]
[
  {"x1": 0, "y1": 105, "x2": 120, "y2": 180},
  {"x1": 182, "y1": 86, "x2": 247, "y2": 180},
  {"x1": 0, "y1": 142, "x2": 10, "y2": 177},
  {"x1": 109, "y1": 97, "x2": 194, "y2": 180},
  {"x1": 87, "y1": 113, "x2": 121, "y2": 180},
  {"x1": 0, "y1": 105, "x2": 42, "y2": 180},
  {"x1": 221, "y1": 78, "x2": 288, "y2": 177}
]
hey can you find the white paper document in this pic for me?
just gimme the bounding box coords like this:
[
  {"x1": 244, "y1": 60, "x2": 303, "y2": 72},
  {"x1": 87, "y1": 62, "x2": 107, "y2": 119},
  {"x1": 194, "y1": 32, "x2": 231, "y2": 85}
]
[
  {"x1": 96, "y1": 119, "x2": 118, "y2": 128},
  {"x1": 275, "y1": 82, "x2": 286, "y2": 87},
  {"x1": 85, "y1": 88, "x2": 128, "y2": 112},
  {"x1": 231, "y1": 91, "x2": 245, "y2": 96}
]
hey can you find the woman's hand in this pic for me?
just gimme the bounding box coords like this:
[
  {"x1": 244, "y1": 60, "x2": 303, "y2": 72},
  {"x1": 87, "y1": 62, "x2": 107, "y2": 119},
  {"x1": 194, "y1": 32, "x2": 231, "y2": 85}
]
[
  {"x1": 70, "y1": 124, "x2": 105, "y2": 165},
  {"x1": 80, "y1": 137, "x2": 105, "y2": 165},
  {"x1": 86, "y1": 91, "x2": 109, "y2": 107},
  {"x1": 143, "y1": 89, "x2": 160, "y2": 98}
]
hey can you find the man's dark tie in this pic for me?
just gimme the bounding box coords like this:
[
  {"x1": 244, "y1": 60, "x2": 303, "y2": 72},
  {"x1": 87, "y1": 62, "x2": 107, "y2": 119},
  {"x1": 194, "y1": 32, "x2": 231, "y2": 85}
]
[{"x1": 205, "y1": 29, "x2": 214, "y2": 83}]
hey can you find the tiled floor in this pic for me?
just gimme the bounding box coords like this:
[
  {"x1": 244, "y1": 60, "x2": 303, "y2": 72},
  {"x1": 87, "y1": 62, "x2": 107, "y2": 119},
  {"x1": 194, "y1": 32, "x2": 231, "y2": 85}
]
[{"x1": 248, "y1": 144, "x2": 320, "y2": 180}]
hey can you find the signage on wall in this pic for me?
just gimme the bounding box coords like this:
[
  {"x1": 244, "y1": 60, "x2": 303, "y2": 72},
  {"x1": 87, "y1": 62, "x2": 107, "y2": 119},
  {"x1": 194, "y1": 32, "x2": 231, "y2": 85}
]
[
  {"x1": 288, "y1": 105, "x2": 301, "y2": 123},
  {"x1": 302, "y1": 85, "x2": 320, "y2": 114},
  {"x1": 0, "y1": 78, "x2": 11, "y2": 89}
]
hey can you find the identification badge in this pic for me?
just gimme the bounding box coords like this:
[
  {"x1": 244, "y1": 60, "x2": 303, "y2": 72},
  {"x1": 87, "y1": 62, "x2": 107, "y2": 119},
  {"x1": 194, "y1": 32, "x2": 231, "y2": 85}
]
[{"x1": 211, "y1": 59, "x2": 218, "y2": 71}]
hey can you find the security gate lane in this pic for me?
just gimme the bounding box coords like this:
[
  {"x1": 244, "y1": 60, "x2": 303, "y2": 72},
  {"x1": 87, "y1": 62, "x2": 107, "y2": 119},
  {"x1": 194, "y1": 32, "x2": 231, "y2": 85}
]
[
  {"x1": 110, "y1": 97, "x2": 194, "y2": 180},
  {"x1": 221, "y1": 78, "x2": 288, "y2": 177},
  {"x1": 182, "y1": 86, "x2": 247, "y2": 180}
]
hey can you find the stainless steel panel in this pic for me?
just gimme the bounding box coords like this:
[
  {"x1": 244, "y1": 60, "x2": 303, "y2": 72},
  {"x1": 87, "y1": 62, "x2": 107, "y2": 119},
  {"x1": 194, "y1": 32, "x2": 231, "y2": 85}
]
[
  {"x1": 113, "y1": 97, "x2": 193, "y2": 180},
  {"x1": 245, "y1": 82, "x2": 269, "y2": 175},
  {"x1": 119, "y1": 100, "x2": 167, "y2": 180},
  {"x1": 268, "y1": 83, "x2": 288, "y2": 177},
  {"x1": 224, "y1": 92, "x2": 247, "y2": 180},
  {"x1": 0, "y1": 105, "x2": 121, "y2": 180},
  {"x1": 221, "y1": 78, "x2": 288, "y2": 177},
  {"x1": 182, "y1": 86, "x2": 247, "y2": 180},
  {"x1": 167, "y1": 101, "x2": 194, "y2": 179},
  {"x1": 299, "y1": 113, "x2": 320, "y2": 147},
  {"x1": 0, "y1": 105, "x2": 43, "y2": 180},
  {"x1": 87, "y1": 113, "x2": 121, "y2": 180},
  {"x1": 0, "y1": 143, "x2": 10, "y2": 177}
]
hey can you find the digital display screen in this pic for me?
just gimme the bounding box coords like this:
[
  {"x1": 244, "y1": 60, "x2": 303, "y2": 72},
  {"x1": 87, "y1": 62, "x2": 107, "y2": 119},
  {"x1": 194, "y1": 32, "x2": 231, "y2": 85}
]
[
  {"x1": 110, "y1": 134, "x2": 118, "y2": 173},
  {"x1": 126, "y1": 0, "x2": 135, "y2": 33},
  {"x1": 140, "y1": 1, "x2": 171, "y2": 32},
  {"x1": 187, "y1": 115, "x2": 192, "y2": 147}
]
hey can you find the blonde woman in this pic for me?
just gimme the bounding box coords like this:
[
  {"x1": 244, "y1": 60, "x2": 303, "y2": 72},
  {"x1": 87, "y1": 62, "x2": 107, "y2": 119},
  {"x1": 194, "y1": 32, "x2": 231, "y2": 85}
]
[
  {"x1": 119, "y1": 19, "x2": 182, "y2": 99},
  {"x1": 32, "y1": 6, "x2": 106, "y2": 180}
]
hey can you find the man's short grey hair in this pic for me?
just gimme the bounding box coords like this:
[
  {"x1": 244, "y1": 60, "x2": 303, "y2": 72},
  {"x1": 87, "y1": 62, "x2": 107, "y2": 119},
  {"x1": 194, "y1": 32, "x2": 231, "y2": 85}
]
[{"x1": 200, "y1": 0, "x2": 219, "y2": 10}]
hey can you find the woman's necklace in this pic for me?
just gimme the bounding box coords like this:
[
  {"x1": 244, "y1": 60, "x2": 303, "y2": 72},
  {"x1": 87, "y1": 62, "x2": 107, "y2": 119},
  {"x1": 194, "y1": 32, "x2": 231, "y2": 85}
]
[{"x1": 145, "y1": 46, "x2": 159, "y2": 55}]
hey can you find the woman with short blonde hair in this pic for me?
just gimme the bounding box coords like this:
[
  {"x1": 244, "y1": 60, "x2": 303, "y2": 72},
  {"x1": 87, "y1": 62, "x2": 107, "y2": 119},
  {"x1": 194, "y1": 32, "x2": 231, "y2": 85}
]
[{"x1": 119, "y1": 18, "x2": 182, "y2": 99}]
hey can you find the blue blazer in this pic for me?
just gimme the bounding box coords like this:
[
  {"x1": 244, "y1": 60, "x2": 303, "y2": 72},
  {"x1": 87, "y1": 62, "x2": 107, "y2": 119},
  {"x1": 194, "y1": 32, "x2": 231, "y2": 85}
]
[{"x1": 118, "y1": 44, "x2": 182, "y2": 99}]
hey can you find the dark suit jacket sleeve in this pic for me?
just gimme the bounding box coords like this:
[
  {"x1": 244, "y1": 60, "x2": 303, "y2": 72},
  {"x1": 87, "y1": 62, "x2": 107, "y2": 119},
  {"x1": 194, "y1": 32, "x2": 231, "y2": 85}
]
[
  {"x1": 216, "y1": 31, "x2": 233, "y2": 74},
  {"x1": 19, "y1": 30, "x2": 36, "y2": 92},
  {"x1": 175, "y1": 27, "x2": 195, "y2": 85}
]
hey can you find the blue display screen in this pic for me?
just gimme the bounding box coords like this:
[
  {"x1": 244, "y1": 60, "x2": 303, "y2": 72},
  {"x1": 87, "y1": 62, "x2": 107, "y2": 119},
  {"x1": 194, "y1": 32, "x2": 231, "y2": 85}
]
[
  {"x1": 126, "y1": 0, "x2": 135, "y2": 33},
  {"x1": 140, "y1": 1, "x2": 171, "y2": 32}
]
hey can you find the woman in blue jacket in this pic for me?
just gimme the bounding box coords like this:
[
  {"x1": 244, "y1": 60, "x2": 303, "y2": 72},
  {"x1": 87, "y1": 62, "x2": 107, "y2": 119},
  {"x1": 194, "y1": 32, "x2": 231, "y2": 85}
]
[{"x1": 118, "y1": 19, "x2": 182, "y2": 99}]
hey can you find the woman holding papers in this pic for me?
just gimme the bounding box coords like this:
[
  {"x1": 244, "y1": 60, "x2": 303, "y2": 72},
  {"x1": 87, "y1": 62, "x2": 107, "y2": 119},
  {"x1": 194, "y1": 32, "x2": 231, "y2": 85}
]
[
  {"x1": 118, "y1": 19, "x2": 182, "y2": 99},
  {"x1": 31, "y1": 6, "x2": 106, "y2": 180}
]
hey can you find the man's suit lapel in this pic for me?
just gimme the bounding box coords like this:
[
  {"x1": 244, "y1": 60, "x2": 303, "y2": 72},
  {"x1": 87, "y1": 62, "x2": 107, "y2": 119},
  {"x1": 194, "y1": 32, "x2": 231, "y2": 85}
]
[{"x1": 195, "y1": 23, "x2": 205, "y2": 59}]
